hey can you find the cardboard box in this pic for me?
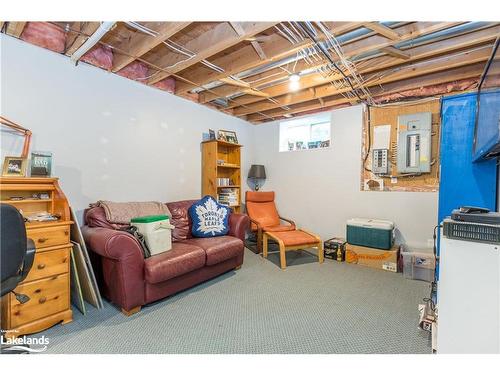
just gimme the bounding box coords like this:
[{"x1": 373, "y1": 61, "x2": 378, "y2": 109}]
[{"x1": 345, "y1": 243, "x2": 399, "y2": 272}]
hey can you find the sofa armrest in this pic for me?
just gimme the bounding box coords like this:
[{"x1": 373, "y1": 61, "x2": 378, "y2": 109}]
[
  {"x1": 82, "y1": 226, "x2": 145, "y2": 310},
  {"x1": 228, "y1": 213, "x2": 250, "y2": 241},
  {"x1": 82, "y1": 226, "x2": 145, "y2": 262}
]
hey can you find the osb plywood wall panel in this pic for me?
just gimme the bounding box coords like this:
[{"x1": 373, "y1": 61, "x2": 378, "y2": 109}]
[{"x1": 361, "y1": 99, "x2": 441, "y2": 192}]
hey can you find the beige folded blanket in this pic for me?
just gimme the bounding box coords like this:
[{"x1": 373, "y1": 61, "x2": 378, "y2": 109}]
[{"x1": 96, "y1": 200, "x2": 171, "y2": 224}]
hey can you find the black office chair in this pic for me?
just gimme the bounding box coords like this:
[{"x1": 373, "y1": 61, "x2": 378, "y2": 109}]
[{"x1": 1, "y1": 204, "x2": 36, "y2": 354}]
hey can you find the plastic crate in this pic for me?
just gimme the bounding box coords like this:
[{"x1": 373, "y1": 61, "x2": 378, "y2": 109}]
[{"x1": 402, "y1": 251, "x2": 436, "y2": 282}]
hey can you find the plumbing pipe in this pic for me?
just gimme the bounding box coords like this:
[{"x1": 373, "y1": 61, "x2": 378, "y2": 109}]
[{"x1": 70, "y1": 21, "x2": 115, "y2": 64}]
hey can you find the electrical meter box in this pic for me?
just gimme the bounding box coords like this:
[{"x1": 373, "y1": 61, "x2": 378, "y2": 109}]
[{"x1": 396, "y1": 112, "x2": 432, "y2": 174}]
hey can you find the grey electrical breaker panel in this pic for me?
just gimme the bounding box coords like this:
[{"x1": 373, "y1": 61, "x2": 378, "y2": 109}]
[
  {"x1": 372, "y1": 148, "x2": 389, "y2": 174},
  {"x1": 396, "y1": 112, "x2": 432, "y2": 174}
]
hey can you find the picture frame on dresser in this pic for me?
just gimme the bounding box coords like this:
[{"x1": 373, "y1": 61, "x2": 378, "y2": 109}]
[{"x1": 2, "y1": 156, "x2": 28, "y2": 177}]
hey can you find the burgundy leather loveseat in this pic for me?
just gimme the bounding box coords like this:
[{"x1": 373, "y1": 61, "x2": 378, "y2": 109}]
[{"x1": 82, "y1": 200, "x2": 249, "y2": 315}]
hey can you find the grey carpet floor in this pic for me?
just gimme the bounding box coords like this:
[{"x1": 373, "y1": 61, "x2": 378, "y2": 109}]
[{"x1": 34, "y1": 248, "x2": 432, "y2": 354}]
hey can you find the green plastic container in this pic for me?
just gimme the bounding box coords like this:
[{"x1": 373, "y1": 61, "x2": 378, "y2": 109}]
[{"x1": 346, "y1": 218, "x2": 394, "y2": 250}]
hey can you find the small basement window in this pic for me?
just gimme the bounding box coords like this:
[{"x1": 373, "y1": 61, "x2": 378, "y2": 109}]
[{"x1": 279, "y1": 112, "x2": 331, "y2": 152}]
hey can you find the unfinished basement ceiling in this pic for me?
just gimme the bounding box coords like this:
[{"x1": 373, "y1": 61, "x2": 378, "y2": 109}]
[{"x1": 1, "y1": 21, "x2": 499, "y2": 123}]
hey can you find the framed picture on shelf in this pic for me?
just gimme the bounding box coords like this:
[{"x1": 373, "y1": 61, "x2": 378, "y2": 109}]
[
  {"x1": 320, "y1": 140, "x2": 330, "y2": 148},
  {"x1": 218, "y1": 129, "x2": 238, "y2": 144},
  {"x1": 209, "y1": 129, "x2": 216, "y2": 140},
  {"x1": 2, "y1": 156, "x2": 28, "y2": 177},
  {"x1": 30, "y1": 151, "x2": 53, "y2": 177}
]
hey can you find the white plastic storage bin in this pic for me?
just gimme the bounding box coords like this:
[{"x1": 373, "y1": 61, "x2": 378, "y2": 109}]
[
  {"x1": 402, "y1": 251, "x2": 436, "y2": 282},
  {"x1": 130, "y1": 215, "x2": 175, "y2": 256}
]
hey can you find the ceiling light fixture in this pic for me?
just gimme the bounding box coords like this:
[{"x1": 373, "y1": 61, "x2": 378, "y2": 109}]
[{"x1": 289, "y1": 73, "x2": 301, "y2": 91}]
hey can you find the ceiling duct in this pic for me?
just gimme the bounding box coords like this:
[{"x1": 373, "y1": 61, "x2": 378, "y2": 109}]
[{"x1": 70, "y1": 21, "x2": 115, "y2": 64}]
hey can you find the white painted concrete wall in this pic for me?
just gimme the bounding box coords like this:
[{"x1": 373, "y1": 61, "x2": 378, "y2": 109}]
[
  {"x1": 0, "y1": 35, "x2": 254, "y2": 221},
  {"x1": 251, "y1": 105, "x2": 438, "y2": 249}
]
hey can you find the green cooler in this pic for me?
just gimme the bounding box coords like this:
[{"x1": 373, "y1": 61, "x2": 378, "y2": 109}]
[{"x1": 346, "y1": 218, "x2": 394, "y2": 250}]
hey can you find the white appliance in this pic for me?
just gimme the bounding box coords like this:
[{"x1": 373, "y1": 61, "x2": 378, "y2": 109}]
[{"x1": 437, "y1": 233, "x2": 500, "y2": 353}]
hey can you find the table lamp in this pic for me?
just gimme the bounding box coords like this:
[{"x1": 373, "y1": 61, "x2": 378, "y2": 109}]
[{"x1": 248, "y1": 164, "x2": 266, "y2": 191}]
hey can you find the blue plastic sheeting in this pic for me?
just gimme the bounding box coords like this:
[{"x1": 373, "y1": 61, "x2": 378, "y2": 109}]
[
  {"x1": 438, "y1": 93, "x2": 498, "y2": 245},
  {"x1": 473, "y1": 89, "x2": 500, "y2": 161}
]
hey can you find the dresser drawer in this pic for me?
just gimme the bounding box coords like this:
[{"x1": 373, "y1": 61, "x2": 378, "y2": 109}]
[
  {"x1": 27, "y1": 225, "x2": 70, "y2": 249},
  {"x1": 23, "y1": 247, "x2": 70, "y2": 283},
  {"x1": 10, "y1": 273, "x2": 69, "y2": 328}
]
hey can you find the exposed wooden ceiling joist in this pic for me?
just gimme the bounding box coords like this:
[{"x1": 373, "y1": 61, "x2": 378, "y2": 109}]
[
  {"x1": 174, "y1": 22, "x2": 365, "y2": 95},
  {"x1": 230, "y1": 22, "x2": 267, "y2": 60},
  {"x1": 203, "y1": 22, "x2": 469, "y2": 106},
  {"x1": 5, "y1": 22, "x2": 27, "y2": 37},
  {"x1": 362, "y1": 22, "x2": 402, "y2": 40},
  {"x1": 147, "y1": 22, "x2": 277, "y2": 84},
  {"x1": 65, "y1": 22, "x2": 101, "y2": 55},
  {"x1": 233, "y1": 44, "x2": 492, "y2": 116},
  {"x1": 381, "y1": 46, "x2": 410, "y2": 59},
  {"x1": 247, "y1": 62, "x2": 487, "y2": 122},
  {"x1": 2, "y1": 21, "x2": 493, "y2": 124},
  {"x1": 112, "y1": 22, "x2": 192, "y2": 72}
]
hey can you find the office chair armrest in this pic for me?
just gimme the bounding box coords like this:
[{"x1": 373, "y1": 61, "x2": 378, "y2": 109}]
[
  {"x1": 19, "y1": 238, "x2": 36, "y2": 283},
  {"x1": 279, "y1": 216, "x2": 296, "y2": 227}
]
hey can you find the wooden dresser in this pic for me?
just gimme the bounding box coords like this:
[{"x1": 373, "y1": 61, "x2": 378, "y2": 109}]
[{"x1": 1, "y1": 177, "x2": 73, "y2": 339}]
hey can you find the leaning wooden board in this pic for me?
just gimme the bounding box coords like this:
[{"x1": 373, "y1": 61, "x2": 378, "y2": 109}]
[
  {"x1": 70, "y1": 247, "x2": 86, "y2": 315},
  {"x1": 70, "y1": 207, "x2": 103, "y2": 309}
]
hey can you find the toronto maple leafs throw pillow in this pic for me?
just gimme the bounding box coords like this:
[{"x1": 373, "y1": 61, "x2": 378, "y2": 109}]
[{"x1": 189, "y1": 195, "x2": 231, "y2": 238}]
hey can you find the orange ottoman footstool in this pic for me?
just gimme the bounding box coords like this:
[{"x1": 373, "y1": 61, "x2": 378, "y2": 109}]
[{"x1": 263, "y1": 229, "x2": 324, "y2": 270}]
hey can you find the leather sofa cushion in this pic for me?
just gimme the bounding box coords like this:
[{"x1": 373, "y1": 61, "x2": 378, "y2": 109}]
[
  {"x1": 183, "y1": 236, "x2": 244, "y2": 266},
  {"x1": 166, "y1": 200, "x2": 198, "y2": 242},
  {"x1": 144, "y1": 242, "x2": 206, "y2": 284}
]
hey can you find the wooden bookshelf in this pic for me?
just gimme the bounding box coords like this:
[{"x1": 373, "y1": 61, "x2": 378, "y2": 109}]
[
  {"x1": 202, "y1": 140, "x2": 242, "y2": 213},
  {"x1": 0, "y1": 177, "x2": 73, "y2": 339}
]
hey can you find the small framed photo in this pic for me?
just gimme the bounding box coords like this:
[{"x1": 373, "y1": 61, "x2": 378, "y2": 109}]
[
  {"x1": 320, "y1": 140, "x2": 330, "y2": 148},
  {"x1": 2, "y1": 156, "x2": 28, "y2": 177},
  {"x1": 209, "y1": 129, "x2": 216, "y2": 140},
  {"x1": 218, "y1": 129, "x2": 238, "y2": 144},
  {"x1": 30, "y1": 151, "x2": 53, "y2": 177}
]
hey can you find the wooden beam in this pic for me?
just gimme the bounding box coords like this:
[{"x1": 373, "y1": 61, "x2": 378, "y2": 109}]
[
  {"x1": 0, "y1": 22, "x2": 5, "y2": 31},
  {"x1": 247, "y1": 62, "x2": 486, "y2": 122},
  {"x1": 219, "y1": 77, "x2": 251, "y2": 88},
  {"x1": 147, "y1": 22, "x2": 277, "y2": 84},
  {"x1": 233, "y1": 45, "x2": 492, "y2": 116},
  {"x1": 230, "y1": 22, "x2": 266, "y2": 60},
  {"x1": 381, "y1": 46, "x2": 410, "y2": 60},
  {"x1": 241, "y1": 89, "x2": 270, "y2": 98},
  {"x1": 65, "y1": 22, "x2": 101, "y2": 55},
  {"x1": 363, "y1": 22, "x2": 402, "y2": 40},
  {"x1": 222, "y1": 25, "x2": 499, "y2": 109},
  {"x1": 112, "y1": 22, "x2": 192, "y2": 72},
  {"x1": 5, "y1": 22, "x2": 26, "y2": 37}
]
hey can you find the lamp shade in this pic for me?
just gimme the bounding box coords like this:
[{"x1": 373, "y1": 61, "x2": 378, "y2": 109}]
[{"x1": 248, "y1": 164, "x2": 266, "y2": 179}]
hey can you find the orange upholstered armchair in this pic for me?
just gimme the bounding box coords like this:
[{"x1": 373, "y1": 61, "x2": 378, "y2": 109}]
[{"x1": 245, "y1": 191, "x2": 296, "y2": 253}]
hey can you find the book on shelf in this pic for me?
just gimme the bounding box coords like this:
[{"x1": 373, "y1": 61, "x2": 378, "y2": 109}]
[
  {"x1": 216, "y1": 177, "x2": 235, "y2": 187},
  {"x1": 218, "y1": 187, "x2": 238, "y2": 206}
]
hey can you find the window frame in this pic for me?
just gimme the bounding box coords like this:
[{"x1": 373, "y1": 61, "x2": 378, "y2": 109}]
[{"x1": 278, "y1": 114, "x2": 332, "y2": 153}]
